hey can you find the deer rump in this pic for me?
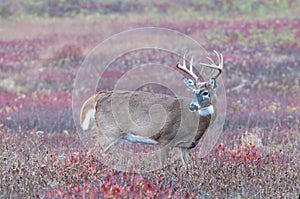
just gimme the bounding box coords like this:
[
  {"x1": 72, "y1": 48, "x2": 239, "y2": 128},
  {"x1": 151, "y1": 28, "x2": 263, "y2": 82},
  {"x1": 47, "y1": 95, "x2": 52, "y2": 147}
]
[{"x1": 94, "y1": 90, "x2": 211, "y2": 149}]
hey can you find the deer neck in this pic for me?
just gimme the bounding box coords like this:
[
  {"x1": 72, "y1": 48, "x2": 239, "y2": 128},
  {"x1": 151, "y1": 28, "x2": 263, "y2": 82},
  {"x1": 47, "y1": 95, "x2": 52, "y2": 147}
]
[
  {"x1": 190, "y1": 105, "x2": 214, "y2": 147},
  {"x1": 198, "y1": 105, "x2": 214, "y2": 117}
]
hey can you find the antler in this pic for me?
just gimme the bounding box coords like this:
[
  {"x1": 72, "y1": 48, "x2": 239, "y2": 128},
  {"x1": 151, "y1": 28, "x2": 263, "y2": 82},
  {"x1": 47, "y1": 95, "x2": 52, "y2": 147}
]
[
  {"x1": 200, "y1": 50, "x2": 223, "y2": 79},
  {"x1": 177, "y1": 54, "x2": 198, "y2": 81}
]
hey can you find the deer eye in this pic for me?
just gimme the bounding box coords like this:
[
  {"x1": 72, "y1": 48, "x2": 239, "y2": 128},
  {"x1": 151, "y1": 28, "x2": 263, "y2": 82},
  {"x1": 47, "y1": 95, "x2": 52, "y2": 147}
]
[{"x1": 202, "y1": 91, "x2": 209, "y2": 96}]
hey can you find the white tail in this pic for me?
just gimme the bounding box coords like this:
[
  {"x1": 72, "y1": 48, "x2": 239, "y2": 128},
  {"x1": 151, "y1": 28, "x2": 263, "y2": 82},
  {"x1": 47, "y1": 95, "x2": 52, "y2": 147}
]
[{"x1": 80, "y1": 51, "x2": 224, "y2": 166}]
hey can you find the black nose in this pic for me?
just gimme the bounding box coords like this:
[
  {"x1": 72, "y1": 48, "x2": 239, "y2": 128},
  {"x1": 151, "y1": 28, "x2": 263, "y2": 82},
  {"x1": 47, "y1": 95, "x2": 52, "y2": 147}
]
[{"x1": 189, "y1": 104, "x2": 198, "y2": 112}]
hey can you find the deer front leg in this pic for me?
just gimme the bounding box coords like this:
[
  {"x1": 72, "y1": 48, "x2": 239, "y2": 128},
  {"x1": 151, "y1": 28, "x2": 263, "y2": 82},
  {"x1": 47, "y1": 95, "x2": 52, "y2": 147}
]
[
  {"x1": 160, "y1": 146, "x2": 171, "y2": 167},
  {"x1": 179, "y1": 147, "x2": 190, "y2": 166}
]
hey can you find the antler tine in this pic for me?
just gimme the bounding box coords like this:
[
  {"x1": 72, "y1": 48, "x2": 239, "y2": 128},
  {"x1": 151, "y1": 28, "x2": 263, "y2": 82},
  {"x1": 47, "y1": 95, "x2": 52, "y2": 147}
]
[
  {"x1": 177, "y1": 55, "x2": 198, "y2": 81},
  {"x1": 199, "y1": 50, "x2": 223, "y2": 79}
]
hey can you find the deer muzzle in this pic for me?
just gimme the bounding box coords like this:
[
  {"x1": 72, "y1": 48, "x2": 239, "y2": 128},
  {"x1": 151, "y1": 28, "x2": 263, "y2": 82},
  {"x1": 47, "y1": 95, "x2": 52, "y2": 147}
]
[{"x1": 189, "y1": 103, "x2": 198, "y2": 112}]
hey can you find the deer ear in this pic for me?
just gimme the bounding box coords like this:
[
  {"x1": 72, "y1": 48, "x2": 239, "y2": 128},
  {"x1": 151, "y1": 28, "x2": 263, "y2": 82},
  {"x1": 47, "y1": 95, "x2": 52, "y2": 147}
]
[
  {"x1": 183, "y1": 77, "x2": 196, "y2": 90},
  {"x1": 209, "y1": 78, "x2": 217, "y2": 89}
]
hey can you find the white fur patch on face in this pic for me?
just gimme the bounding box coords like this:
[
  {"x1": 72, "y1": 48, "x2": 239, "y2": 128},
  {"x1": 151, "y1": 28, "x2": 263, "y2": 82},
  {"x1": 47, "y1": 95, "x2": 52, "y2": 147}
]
[
  {"x1": 81, "y1": 109, "x2": 95, "y2": 130},
  {"x1": 198, "y1": 105, "x2": 214, "y2": 116}
]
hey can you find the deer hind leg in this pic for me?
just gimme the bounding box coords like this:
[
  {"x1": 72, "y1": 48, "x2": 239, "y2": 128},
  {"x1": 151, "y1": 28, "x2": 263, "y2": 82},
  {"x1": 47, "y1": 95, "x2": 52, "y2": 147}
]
[
  {"x1": 103, "y1": 134, "x2": 126, "y2": 153},
  {"x1": 123, "y1": 133, "x2": 158, "y2": 144},
  {"x1": 103, "y1": 133, "x2": 158, "y2": 153}
]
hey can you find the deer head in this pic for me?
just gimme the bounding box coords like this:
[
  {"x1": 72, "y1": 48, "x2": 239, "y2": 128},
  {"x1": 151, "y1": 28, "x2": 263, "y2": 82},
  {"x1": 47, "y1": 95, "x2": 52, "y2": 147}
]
[{"x1": 177, "y1": 50, "x2": 223, "y2": 113}]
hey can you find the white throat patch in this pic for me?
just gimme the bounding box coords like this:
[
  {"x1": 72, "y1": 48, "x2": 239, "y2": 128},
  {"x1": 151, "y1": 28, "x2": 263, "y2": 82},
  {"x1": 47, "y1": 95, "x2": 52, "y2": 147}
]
[{"x1": 198, "y1": 105, "x2": 214, "y2": 116}]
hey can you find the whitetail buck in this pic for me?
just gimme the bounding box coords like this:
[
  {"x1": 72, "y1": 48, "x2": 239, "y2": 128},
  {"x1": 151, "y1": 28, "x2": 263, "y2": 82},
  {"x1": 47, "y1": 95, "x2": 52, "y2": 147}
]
[{"x1": 80, "y1": 50, "x2": 223, "y2": 166}]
